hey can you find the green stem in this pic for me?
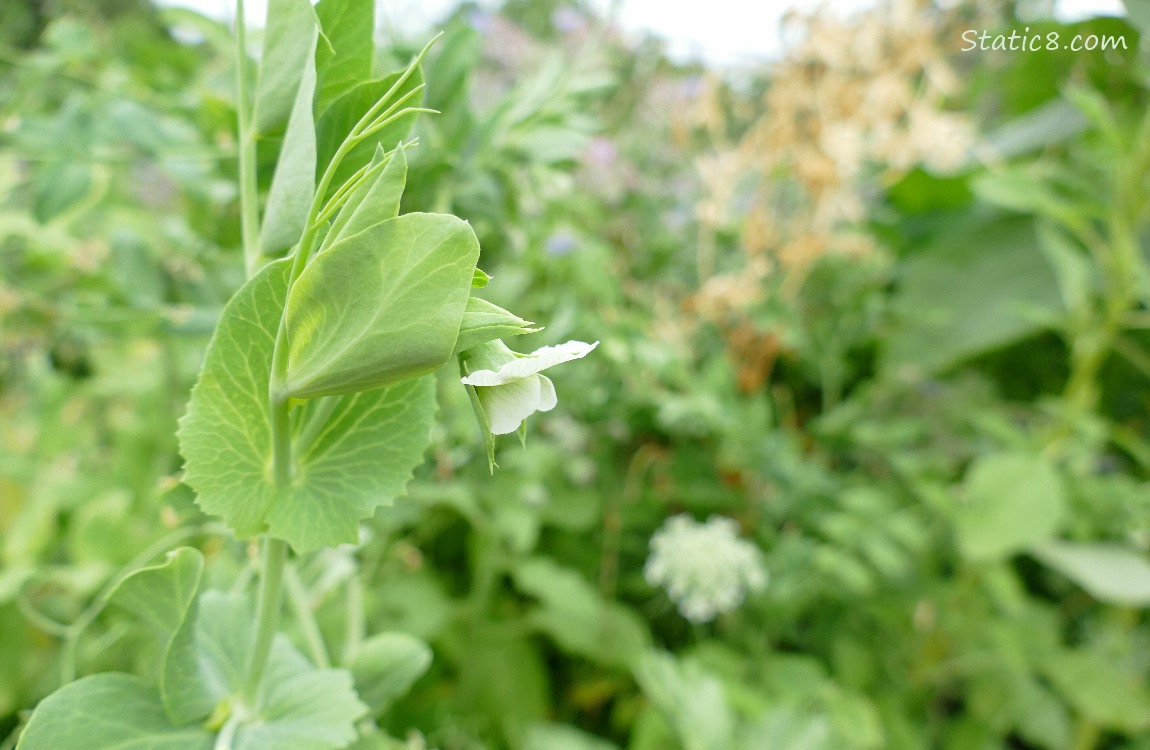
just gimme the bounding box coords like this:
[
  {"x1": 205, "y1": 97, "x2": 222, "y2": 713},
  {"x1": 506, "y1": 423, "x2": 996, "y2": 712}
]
[
  {"x1": 234, "y1": 0, "x2": 261, "y2": 275},
  {"x1": 284, "y1": 563, "x2": 331, "y2": 668},
  {"x1": 294, "y1": 395, "x2": 342, "y2": 457},
  {"x1": 241, "y1": 536, "x2": 288, "y2": 707},
  {"x1": 270, "y1": 394, "x2": 292, "y2": 486},
  {"x1": 343, "y1": 575, "x2": 365, "y2": 666}
]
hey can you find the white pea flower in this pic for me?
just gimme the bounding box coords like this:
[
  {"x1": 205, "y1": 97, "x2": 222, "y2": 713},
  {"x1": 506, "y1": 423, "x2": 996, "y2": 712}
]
[
  {"x1": 460, "y1": 339, "x2": 598, "y2": 435},
  {"x1": 644, "y1": 514, "x2": 767, "y2": 623}
]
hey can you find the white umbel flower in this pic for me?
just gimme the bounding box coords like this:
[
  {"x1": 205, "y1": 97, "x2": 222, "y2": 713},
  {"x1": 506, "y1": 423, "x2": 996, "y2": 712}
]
[
  {"x1": 644, "y1": 514, "x2": 767, "y2": 623},
  {"x1": 460, "y1": 339, "x2": 598, "y2": 435}
]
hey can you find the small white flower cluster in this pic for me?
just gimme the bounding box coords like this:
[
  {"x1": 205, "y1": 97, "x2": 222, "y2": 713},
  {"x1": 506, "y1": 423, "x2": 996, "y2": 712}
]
[{"x1": 644, "y1": 514, "x2": 767, "y2": 623}]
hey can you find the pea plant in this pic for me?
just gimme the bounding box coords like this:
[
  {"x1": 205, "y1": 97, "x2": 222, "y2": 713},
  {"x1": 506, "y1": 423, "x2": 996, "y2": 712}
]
[{"x1": 13, "y1": 0, "x2": 592, "y2": 747}]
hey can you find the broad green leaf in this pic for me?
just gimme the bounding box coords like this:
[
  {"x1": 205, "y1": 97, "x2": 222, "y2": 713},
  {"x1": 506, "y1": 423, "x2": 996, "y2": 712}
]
[
  {"x1": 190, "y1": 592, "x2": 367, "y2": 750},
  {"x1": 737, "y1": 709, "x2": 834, "y2": 750},
  {"x1": 275, "y1": 375, "x2": 436, "y2": 548},
  {"x1": 107, "y1": 546, "x2": 203, "y2": 649},
  {"x1": 523, "y1": 724, "x2": 620, "y2": 750},
  {"x1": 342, "y1": 732, "x2": 408, "y2": 750},
  {"x1": 972, "y1": 168, "x2": 1083, "y2": 228},
  {"x1": 315, "y1": 67, "x2": 425, "y2": 189},
  {"x1": 313, "y1": 0, "x2": 374, "y2": 115},
  {"x1": 1031, "y1": 539, "x2": 1150, "y2": 605},
  {"x1": 953, "y1": 453, "x2": 1065, "y2": 562},
  {"x1": 179, "y1": 260, "x2": 438, "y2": 551},
  {"x1": 325, "y1": 143, "x2": 406, "y2": 250},
  {"x1": 178, "y1": 261, "x2": 286, "y2": 539},
  {"x1": 634, "y1": 651, "x2": 735, "y2": 750},
  {"x1": 883, "y1": 218, "x2": 1062, "y2": 377},
  {"x1": 456, "y1": 627, "x2": 550, "y2": 745},
  {"x1": 513, "y1": 558, "x2": 650, "y2": 667},
  {"x1": 253, "y1": 0, "x2": 318, "y2": 135},
  {"x1": 32, "y1": 160, "x2": 92, "y2": 222},
  {"x1": 978, "y1": 98, "x2": 1088, "y2": 160},
  {"x1": 454, "y1": 297, "x2": 540, "y2": 354},
  {"x1": 1042, "y1": 649, "x2": 1150, "y2": 732},
  {"x1": 284, "y1": 212, "x2": 480, "y2": 399},
  {"x1": 349, "y1": 632, "x2": 432, "y2": 713},
  {"x1": 238, "y1": 639, "x2": 367, "y2": 750},
  {"x1": 260, "y1": 35, "x2": 317, "y2": 259},
  {"x1": 16, "y1": 673, "x2": 214, "y2": 750},
  {"x1": 106, "y1": 547, "x2": 210, "y2": 723},
  {"x1": 1036, "y1": 219, "x2": 1094, "y2": 313}
]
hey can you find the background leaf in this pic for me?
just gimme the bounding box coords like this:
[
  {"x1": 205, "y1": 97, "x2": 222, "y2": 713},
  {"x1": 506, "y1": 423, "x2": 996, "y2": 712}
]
[
  {"x1": 260, "y1": 36, "x2": 318, "y2": 259},
  {"x1": 106, "y1": 547, "x2": 209, "y2": 723},
  {"x1": 883, "y1": 219, "x2": 1062, "y2": 377},
  {"x1": 253, "y1": 0, "x2": 317, "y2": 136},
  {"x1": 15, "y1": 674, "x2": 214, "y2": 750},
  {"x1": 954, "y1": 453, "x2": 1066, "y2": 562},
  {"x1": 1042, "y1": 649, "x2": 1150, "y2": 733},
  {"x1": 348, "y1": 631, "x2": 432, "y2": 713},
  {"x1": 313, "y1": 0, "x2": 374, "y2": 115},
  {"x1": 1031, "y1": 539, "x2": 1150, "y2": 605}
]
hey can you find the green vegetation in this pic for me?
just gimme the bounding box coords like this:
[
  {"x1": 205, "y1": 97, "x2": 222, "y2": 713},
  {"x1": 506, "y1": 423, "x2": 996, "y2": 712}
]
[{"x1": 2, "y1": 0, "x2": 1150, "y2": 748}]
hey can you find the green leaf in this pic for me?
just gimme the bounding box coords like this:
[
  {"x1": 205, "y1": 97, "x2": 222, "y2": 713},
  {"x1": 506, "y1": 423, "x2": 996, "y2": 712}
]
[
  {"x1": 313, "y1": 0, "x2": 374, "y2": 115},
  {"x1": 315, "y1": 66, "x2": 425, "y2": 189},
  {"x1": 1031, "y1": 539, "x2": 1150, "y2": 606},
  {"x1": 513, "y1": 558, "x2": 650, "y2": 668},
  {"x1": 349, "y1": 632, "x2": 432, "y2": 713},
  {"x1": 260, "y1": 35, "x2": 318, "y2": 258},
  {"x1": 238, "y1": 639, "x2": 367, "y2": 750},
  {"x1": 253, "y1": 0, "x2": 318, "y2": 135},
  {"x1": 978, "y1": 98, "x2": 1088, "y2": 160},
  {"x1": 1042, "y1": 649, "x2": 1150, "y2": 732},
  {"x1": 522, "y1": 724, "x2": 620, "y2": 750},
  {"x1": 179, "y1": 261, "x2": 287, "y2": 539},
  {"x1": 455, "y1": 297, "x2": 540, "y2": 354},
  {"x1": 971, "y1": 168, "x2": 1083, "y2": 228},
  {"x1": 188, "y1": 592, "x2": 367, "y2": 750},
  {"x1": 456, "y1": 627, "x2": 550, "y2": 745},
  {"x1": 284, "y1": 212, "x2": 480, "y2": 399},
  {"x1": 1036, "y1": 219, "x2": 1094, "y2": 313},
  {"x1": 179, "y1": 260, "x2": 438, "y2": 551},
  {"x1": 634, "y1": 651, "x2": 735, "y2": 750},
  {"x1": 884, "y1": 218, "x2": 1062, "y2": 377},
  {"x1": 16, "y1": 674, "x2": 214, "y2": 750},
  {"x1": 738, "y1": 709, "x2": 834, "y2": 750},
  {"x1": 325, "y1": 143, "x2": 406, "y2": 250},
  {"x1": 32, "y1": 160, "x2": 92, "y2": 222},
  {"x1": 953, "y1": 453, "x2": 1065, "y2": 562},
  {"x1": 278, "y1": 375, "x2": 436, "y2": 549},
  {"x1": 106, "y1": 547, "x2": 210, "y2": 723},
  {"x1": 472, "y1": 268, "x2": 491, "y2": 288},
  {"x1": 107, "y1": 547, "x2": 203, "y2": 636}
]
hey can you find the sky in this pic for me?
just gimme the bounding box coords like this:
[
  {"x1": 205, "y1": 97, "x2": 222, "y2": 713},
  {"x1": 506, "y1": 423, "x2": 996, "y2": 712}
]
[{"x1": 154, "y1": 0, "x2": 1132, "y2": 65}]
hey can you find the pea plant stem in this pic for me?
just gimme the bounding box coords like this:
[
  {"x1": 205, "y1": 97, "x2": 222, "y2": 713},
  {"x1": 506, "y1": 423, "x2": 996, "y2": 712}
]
[
  {"x1": 233, "y1": 0, "x2": 260, "y2": 276},
  {"x1": 241, "y1": 536, "x2": 289, "y2": 707},
  {"x1": 232, "y1": 0, "x2": 291, "y2": 710}
]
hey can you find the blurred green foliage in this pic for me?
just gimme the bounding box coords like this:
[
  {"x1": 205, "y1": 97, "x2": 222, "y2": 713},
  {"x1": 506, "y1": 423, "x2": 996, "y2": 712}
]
[{"x1": 3, "y1": 0, "x2": 1150, "y2": 748}]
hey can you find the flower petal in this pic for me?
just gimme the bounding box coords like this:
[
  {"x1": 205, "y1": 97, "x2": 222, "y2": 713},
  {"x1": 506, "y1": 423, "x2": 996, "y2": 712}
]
[
  {"x1": 496, "y1": 340, "x2": 599, "y2": 381},
  {"x1": 537, "y1": 374, "x2": 557, "y2": 412},
  {"x1": 460, "y1": 368, "x2": 506, "y2": 387},
  {"x1": 477, "y1": 375, "x2": 543, "y2": 434}
]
